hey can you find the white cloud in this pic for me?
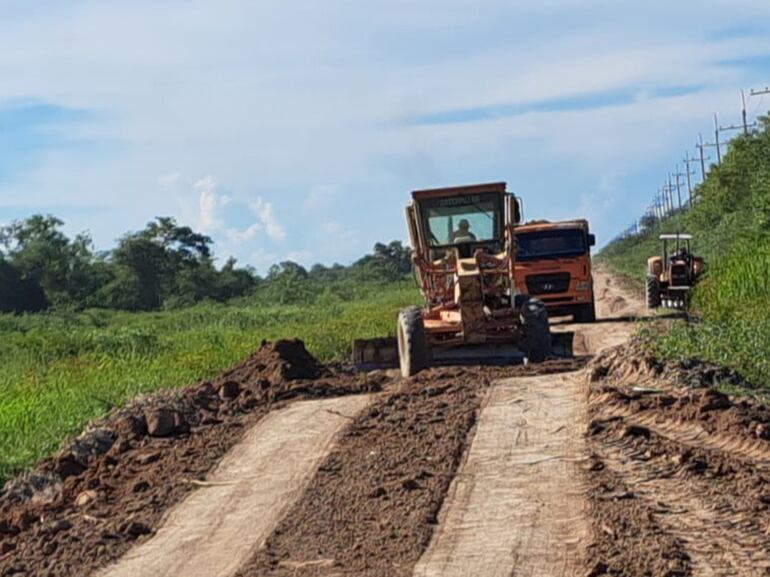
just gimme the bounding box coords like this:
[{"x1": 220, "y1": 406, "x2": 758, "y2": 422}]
[
  {"x1": 194, "y1": 175, "x2": 229, "y2": 233},
  {"x1": 303, "y1": 184, "x2": 338, "y2": 211},
  {"x1": 249, "y1": 198, "x2": 285, "y2": 242}
]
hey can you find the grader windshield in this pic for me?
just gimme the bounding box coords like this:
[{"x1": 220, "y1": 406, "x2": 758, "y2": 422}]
[{"x1": 421, "y1": 192, "x2": 503, "y2": 247}]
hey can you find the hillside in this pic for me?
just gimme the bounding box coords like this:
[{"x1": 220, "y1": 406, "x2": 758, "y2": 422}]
[{"x1": 599, "y1": 114, "x2": 770, "y2": 391}]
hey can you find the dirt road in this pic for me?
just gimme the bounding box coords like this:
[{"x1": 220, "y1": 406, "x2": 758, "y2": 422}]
[
  {"x1": 5, "y1": 269, "x2": 770, "y2": 577},
  {"x1": 97, "y1": 395, "x2": 372, "y2": 577},
  {"x1": 413, "y1": 269, "x2": 642, "y2": 577}
]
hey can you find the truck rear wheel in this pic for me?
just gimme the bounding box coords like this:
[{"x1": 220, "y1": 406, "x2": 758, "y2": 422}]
[
  {"x1": 516, "y1": 296, "x2": 551, "y2": 363},
  {"x1": 574, "y1": 300, "x2": 596, "y2": 323},
  {"x1": 397, "y1": 306, "x2": 429, "y2": 378},
  {"x1": 646, "y1": 276, "x2": 661, "y2": 309}
]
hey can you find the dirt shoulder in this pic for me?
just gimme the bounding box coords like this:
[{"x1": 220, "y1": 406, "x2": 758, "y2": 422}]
[{"x1": 584, "y1": 341, "x2": 770, "y2": 577}]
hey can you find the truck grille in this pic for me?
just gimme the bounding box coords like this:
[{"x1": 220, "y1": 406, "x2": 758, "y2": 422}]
[{"x1": 525, "y1": 272, "x2": 571, "y2": 295}]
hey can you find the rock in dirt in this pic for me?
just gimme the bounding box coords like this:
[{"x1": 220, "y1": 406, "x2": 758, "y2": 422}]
[
  {"x1": 145, "y1": 408, "x2": 178, "y2": 437},
  {"x1": 75, "y1": 490, "x2": 97, "y2": 508},
  {"x1": 218, "y1": 381, "x2": 241, "y2": 400},
  {"x1": 112, "y1": 415, "x2": 147, "y2": 439}
]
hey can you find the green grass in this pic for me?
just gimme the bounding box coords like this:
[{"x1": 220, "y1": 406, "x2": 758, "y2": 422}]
[{"x1": 0, "y1": 281, "x2": 420, "y2": 483}]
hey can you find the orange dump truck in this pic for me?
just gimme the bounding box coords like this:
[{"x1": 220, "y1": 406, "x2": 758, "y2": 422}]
[{"x1": 513, "y1": 219, "x2": 597, "y2": 322}]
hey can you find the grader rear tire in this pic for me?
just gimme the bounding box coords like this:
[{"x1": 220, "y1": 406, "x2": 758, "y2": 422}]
[
  {"x1": 646, "y1": 276, "x2": 661, "y2": 309},
  {"x1": 516, "y1": 296, "x2": 551, "y2": 363},
  {"x1": 397, "y1": 306, "x2": 429, "y2": 378}
]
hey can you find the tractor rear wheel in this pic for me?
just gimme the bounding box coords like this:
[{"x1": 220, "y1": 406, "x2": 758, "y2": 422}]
[
  {"x1": 646, "y1": 276, "x2": 661, "y2": 309},
  {"x1": 516, "y1": 296, "x2": 551, "y2": 363},
  {"x1": 397, "y1": 306, "x2": 429, "y2": 378}
]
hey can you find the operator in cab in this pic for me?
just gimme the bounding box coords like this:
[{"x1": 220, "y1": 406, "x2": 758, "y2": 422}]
[{"x1": 452, "y1": 219, "x2": 477, "y2": 243}]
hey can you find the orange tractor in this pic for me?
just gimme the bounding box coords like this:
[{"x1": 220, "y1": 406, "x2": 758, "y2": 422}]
[
  {"x1": 646, "y1": 233, "x2": 704, "y2": 309},
  {"x1": 354, "y1": 182, "x2": 569, "y2": 377}
]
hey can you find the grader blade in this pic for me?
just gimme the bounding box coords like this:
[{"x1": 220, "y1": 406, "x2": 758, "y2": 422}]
[
  {"x1": 352, "y1": 337, "x2": 399, "y2": 370},
  {"x1": 352, "y1": 331, "x2": 573, "y2": 371}
]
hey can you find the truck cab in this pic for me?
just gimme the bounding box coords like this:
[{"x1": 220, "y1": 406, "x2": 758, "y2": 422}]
[{"x1": 513, "y1": 219, "x2": 596, "y2": 322}]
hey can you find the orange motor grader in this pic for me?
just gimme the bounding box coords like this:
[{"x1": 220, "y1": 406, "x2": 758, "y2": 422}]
[{"x1": 354, "y1": 182, "x2": 570, "y2": 377}]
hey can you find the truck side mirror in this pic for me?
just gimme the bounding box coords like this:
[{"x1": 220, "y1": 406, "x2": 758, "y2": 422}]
[
  {"x1": 507, "y1": 195, "x2": 522, "y2": 225},
  {"x1": 587, "y1": 234, "x2": 596, "y2": 247}
]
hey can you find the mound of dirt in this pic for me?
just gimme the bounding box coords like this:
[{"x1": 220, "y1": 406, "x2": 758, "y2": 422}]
[
  {"x1": 0, "y1": 339, "x2": 381, "y2": 577},
  {"x1": 218, "y1": 339, "x2": 327, "y2": 387}
]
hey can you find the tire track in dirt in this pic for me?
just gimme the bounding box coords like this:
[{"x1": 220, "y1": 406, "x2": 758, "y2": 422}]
[
  {"x1": 97, "y1": 395, "x2": 372, "y2": 577},
  {"x1": 586, "y1": 310, "x2": 770, "y2": 575},
  {"x1": 412, "y1": 373, "x2": 589, "y2": 577},
  {"x1": 590, "y1": 418, "x2": 770, "y2": 576}
]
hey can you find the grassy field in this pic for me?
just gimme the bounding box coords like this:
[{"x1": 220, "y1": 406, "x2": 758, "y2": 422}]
[
  {"x1": 598, "y1": 119, "x2": 770, "y2": 392},
  {"x1": 0, "y1": 281, "x2": 420, "y2": 482}
]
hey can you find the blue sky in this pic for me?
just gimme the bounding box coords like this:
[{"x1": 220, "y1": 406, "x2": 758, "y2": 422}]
[{"x1": 2, "y1": 1, "x2": 770, "y2": 271}]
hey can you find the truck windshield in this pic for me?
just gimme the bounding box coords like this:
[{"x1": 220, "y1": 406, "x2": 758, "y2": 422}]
[
  {"x1": 516, "y1": 229, "x2": 587, "y2": 261},
  {"x1": 421, "y1": 193, "x2": 501, "y2": 246}
]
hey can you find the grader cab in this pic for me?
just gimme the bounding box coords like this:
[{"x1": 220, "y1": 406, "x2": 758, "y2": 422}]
[
  {"x1": 354, "y1": 182, "x2": 569, "y2": 377},
  {"x1": 646, "y1": 233, "x2": 705, "y2": 309}
]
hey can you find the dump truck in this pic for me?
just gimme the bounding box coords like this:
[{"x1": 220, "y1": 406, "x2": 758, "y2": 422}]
[
  {"x1": 354, "y1": 182, "x2": 570, "y2": 377},
  {"x1": 646, "y1": 233, "x2": 704, "y2": 309},
  {"x1": 513, "y1": 219, "x2": 597, "y2": 322}
]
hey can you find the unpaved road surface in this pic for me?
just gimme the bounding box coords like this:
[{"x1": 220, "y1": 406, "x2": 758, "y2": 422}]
[
  {"x1": 414, "y1": 269, "x2": 641, "y2": 577},
  {"x1": 97, "y1": 395, "x2": 372, "y2": 577},
  {"x1": 5, "y1": 269, "x2": 770, "y2": 577},
  {"x1": 413, "y1": 373, "x2": 589, "y2": 577}
]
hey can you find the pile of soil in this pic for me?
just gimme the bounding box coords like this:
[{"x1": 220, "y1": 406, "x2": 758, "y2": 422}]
[
  {"x1": 0, "y1": 340, "x2": 381, "y2": 577},
  {"x1": 583, "y1": 343, "x2": 770, "y2": 576},
  {"x1": 217, "y1": 339, "x2": 327, "y2": 387}
]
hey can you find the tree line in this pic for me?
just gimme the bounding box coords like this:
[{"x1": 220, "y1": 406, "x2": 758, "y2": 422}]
[{"x1": 0, "y1": 215, "x2": 413, "y2": 313}]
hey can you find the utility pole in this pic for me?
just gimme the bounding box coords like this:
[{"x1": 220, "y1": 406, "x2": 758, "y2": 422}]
[
  {"x1": 667, "y1": 175, "x2": 676, "y2": 213},
  {"x1": 695, "y1": 134, "x2": 710, "y2": 181},
  {"x1": 673, "y1": 165, "x2": 685, "y2": 210},
  {"x1": 742, "y1": 89, "x2": 749, "y2": 135},
  {"x1": 661, "y1": 181, "x2": 673, "y2": 215},
  {"x1": 697, "y1": 131, "x2": 725, "y2": 169},
  {"x1": 714, "y1": 114, "x2": 722, "y2": 164},
  {"x1": 682, "y1": 152, "x2": 698, "y2": 205},
  {"x1": 749, "y1": 86, "x2": 770, "y2": 97}
]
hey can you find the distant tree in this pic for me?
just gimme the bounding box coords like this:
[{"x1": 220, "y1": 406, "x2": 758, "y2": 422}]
[
  {"x1": 0, "y1": 257, "x2": 46, "y2": 312},
  {"x1": 0, "y1": 214, "x2": 101, "y2": 308},
  {"x1": 353, "y1": 240, "x2": 412, "y2": 281}
]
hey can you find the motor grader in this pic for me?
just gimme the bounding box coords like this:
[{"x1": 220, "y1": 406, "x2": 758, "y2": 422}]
[
  {"x1": 646, "y1": 233, "x2": 704, "y2": 309},
  {"x1": 354, "y1": 182, "x2": 569, "y2": 377}
]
